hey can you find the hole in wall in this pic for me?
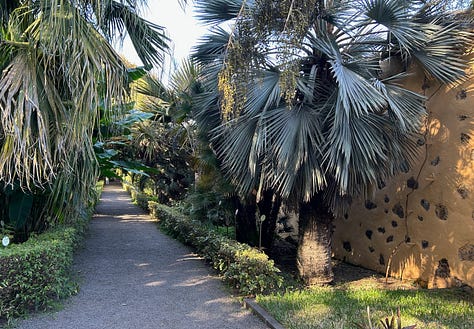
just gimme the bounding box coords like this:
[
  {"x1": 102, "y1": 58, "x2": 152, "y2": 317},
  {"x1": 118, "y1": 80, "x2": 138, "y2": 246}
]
[
  {"x1": 392, "y1": 203, "x2": 404, "y2": 219},
  {"x1": 435, "y1": 204, "x2": 448, "y2": 220},
  {"x1": 431, "y1": 156, "x2": 440, "y2": 166},
  {"x1": 366, "y1": 230, "x2": 373, "y2": 240},
  {"x1": 456, "y1": 89, "x2": 467, "y2": 99},
  {"x1": 422, "y1": 240, "x2": 429, "y2": 249},
  {"x1": 421, "y1": 199, "x2": 430, "y2": 211},
  {"x1": 457, "y1": 186, "x2": 469, "y2": 199},
  {"x1": 435, "y1": 258, "x2": 450, "y2": 278},
  {"x1": 343, "y1": 241, "x2": 352, "y2": 252},
  {"x1": 379, "y1": 254, "x2": 385, "y2": 265},
  {"x1": 459, "y1": 244, "x2": 474, "y2": 261},
  {"x1": 407, "y1": 177, "x2": 419, "y2": 189},
  {"x1": 365, "y1": 200, "x2": 377, "y2": 210}
]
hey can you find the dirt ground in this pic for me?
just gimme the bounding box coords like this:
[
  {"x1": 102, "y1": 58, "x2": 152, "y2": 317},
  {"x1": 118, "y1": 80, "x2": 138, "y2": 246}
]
[{"x1": 269, "y1": 238, "x2": 419, "y2": 290}]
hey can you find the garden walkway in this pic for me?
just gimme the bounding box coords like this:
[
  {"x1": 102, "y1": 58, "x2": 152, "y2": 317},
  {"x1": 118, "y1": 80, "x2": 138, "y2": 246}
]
[{"x1": 15, "y1": 182, "x2": 267, "y2": 329}]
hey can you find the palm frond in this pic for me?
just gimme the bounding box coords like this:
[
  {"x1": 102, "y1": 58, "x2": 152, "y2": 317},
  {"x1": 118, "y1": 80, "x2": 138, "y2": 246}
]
[
  {"x1": 0, "y1": 53, "x2": 58, "y2": 188},
  {"x1": 244, "y1": 68, "x2": 281, "y2": 115},
  {"x1": 169, "y1": 58, "x2": 201, "y2": 93},
  {"x1": 354, "y1": 0, "x2": 427, "y2": 53},
  {"x1": 100, "y1": 0, "x2": 170, "y2": 68},
  {"x1": 412, "y1": 24, "x2": 474, "y2": 84},
  {"x1": 194, "y1": 0, "x2": 247, "y2": 25},
  {"x1": 192, "y1": 26, "x2": 230, "y2": 64},
  {"x1": 375, "y1": 78, "x2": 426, "y2": 132},
  {"x1": 132, "y1": 75, "x2": 171, "y2": 118},
  {"x1": 264, "y1": 105, "x2": 326, "y2": 201},
  {"x1": 213, "y1": 114, "x2": 260, "y2": 196}
]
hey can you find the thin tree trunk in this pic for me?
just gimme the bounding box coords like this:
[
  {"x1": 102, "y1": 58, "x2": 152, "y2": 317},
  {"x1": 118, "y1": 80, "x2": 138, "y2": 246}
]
[{"x1": 297, "y1": 195, "x2": 334, "y2": 285}]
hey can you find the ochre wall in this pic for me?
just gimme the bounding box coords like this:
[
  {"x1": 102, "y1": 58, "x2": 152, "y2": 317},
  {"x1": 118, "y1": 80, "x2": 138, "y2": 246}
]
[{"x1": 333, "y1": 63, "x2": 474, "y2": 288}]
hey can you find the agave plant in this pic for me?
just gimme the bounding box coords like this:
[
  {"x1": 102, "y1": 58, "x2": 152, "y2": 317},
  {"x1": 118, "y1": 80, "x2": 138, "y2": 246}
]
[
  {"x1": 355, "y1": 306, "x2": 417, "y2": 329},
  {"x1": 192, "y1": 0, "x2": 473, "y2": 284}
]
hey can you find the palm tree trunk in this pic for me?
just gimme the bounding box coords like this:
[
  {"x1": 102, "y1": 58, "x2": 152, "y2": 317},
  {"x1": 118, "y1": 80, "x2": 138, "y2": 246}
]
[
  {"x1": 235, "y1": 195, "x2": 259, "y2": 246},
  {"x1": 297, "y1": 194, "x2": 334, "y2": 285},
  {"x1": 258, "y1": 189, "x2": 281, "y2": 249}
]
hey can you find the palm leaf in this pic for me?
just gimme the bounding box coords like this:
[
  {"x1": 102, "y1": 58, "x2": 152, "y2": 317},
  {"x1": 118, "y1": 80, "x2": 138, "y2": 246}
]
[
  {"x1": 412, "y1": 24, "x2": 473, "y2": 84},
  {"x1": 192, "y1": 26, "x2": 230, "y2": 64},
  {"x1": 265, "y1": 105, "x2": 326, "y2": 201},
  {"x1": 194, "y1": 0, "x2": 247, "y2": 25},
  {"x1": 100, "y1": 0, "x2": 169, "y2": 68}
]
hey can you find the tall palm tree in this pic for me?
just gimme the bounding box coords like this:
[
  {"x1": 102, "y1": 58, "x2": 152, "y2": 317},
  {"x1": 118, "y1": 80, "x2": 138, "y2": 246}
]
[
  {"x1": 192, "y1": 0, "x2": 473, "y2": 284},
  {"x1": 0, "y1": 0, "x2": 169, "y2": 236}
]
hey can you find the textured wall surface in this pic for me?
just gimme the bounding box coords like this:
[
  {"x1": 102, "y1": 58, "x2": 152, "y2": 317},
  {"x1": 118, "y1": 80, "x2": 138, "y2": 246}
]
[{"x1": 333, "y1": 63, "x2": 474, "y2": 288}]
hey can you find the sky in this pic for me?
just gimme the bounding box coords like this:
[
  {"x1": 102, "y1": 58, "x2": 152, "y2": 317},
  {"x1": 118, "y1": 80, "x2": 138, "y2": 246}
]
[{"x1": 116, "y1": 1, "x2": 208, "y2": 79}]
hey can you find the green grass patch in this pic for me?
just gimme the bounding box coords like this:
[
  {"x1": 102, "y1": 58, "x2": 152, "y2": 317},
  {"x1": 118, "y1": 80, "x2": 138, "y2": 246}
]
[{"x1": 256, "y1": 286, "x2": 474, "y2": 329}]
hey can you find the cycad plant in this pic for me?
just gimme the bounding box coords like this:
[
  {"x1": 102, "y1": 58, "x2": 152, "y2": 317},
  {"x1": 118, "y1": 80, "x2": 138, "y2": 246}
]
[
  {"x1": 0, "y1": 0, "x2": 169, "y2": 239},
  {"x1": 192, "y1": 0, "x2": 473, "y2": 284}
]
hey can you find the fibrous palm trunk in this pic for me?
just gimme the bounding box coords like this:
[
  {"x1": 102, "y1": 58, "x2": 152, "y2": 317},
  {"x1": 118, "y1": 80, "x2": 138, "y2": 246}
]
[{"x1": 297, "y1": 195, "x2": 334, "y2": 285}]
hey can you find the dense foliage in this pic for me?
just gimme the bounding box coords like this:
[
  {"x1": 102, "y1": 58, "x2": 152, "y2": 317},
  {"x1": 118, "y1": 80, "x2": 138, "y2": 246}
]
[
  {"x1": 193, "y1": 0, "x2": 474, "y2": 210},
  {"x1": 0, "y1": 0, "x2": 168, "y2": 240},
  {"x1": 191, "y1": 0, "x2": 474, "y2": 283}
]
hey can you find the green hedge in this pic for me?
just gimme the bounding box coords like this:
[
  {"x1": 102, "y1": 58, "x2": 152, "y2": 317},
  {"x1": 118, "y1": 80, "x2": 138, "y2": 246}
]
[
  {"x1": 0, "y1": 224, "x2": 85, "y2": 321},
  {"x1": 0, "y1": 182, "x2": 102, "y2": 322},
  {"x1": 148, "y1": 201, "x2": 283, "y2": 295},
  {"x1": 122, "y1": 181, "x2": 154, "y2": 211}
]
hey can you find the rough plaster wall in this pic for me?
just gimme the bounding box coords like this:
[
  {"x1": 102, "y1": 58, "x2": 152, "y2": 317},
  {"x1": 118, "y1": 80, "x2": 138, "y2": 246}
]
[{"x1": 333, "y1": 64, "x2": 474, "y2": 288}]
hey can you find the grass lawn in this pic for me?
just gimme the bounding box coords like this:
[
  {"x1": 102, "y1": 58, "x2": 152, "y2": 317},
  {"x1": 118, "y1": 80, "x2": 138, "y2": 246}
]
[{"x1": 257, "y1": 283, "x2": 474, "y2": 329}]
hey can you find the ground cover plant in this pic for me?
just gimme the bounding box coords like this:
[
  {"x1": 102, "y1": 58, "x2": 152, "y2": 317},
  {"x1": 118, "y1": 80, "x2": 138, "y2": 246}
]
[{"x1": 256, "y1": 284, "x2": 474, "y2": 329}]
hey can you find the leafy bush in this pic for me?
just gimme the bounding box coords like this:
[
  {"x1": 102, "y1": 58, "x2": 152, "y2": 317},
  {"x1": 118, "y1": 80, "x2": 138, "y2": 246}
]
[
  {"x1": 0, "y1": 224, "x2": 85, "y2": 321},
  {"x1": 130, "y1": 188, "x2": 153, "y2": 211},
  {"x1": 0, "y1": 182, "x2": 101, "y2": 323},
  {"x1": 148, "y1": 201, "x2": 283, "y2": 295}
]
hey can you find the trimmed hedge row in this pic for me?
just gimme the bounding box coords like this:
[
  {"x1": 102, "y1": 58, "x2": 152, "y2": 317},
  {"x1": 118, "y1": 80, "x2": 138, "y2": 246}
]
[
  {"x1": 0, "y1": 182, "x2": 102, "y2": 322},
  {"x1": 0, "y1": 223, "x2": 85, "y2": 321},
  {"x1": 148, "y1": 201, "x2": 284, "y2": 295},
  {"x1": 122, "y1": 181, "x2": 152, "y2": 211}
]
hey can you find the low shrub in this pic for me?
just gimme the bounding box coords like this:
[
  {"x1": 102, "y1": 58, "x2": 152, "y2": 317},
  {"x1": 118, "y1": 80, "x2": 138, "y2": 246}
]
[
  {"x1": 0, "y1": 182, "x2": 101, "y2": 323},
  {"x1": 0, "y1": 225, "x2": 84, "y2": 321},
  {"x1": 124, "y1": 181, "x2": 156, "y2": 212},
  {"x1": 148, "y1": 201, "x2": 283, "y2": 295}
]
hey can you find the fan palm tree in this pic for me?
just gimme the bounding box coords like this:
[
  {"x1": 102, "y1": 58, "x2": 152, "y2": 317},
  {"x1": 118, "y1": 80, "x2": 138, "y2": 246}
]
[
  {"x1": 0, "y1": 0, "x2": 169, "y2": 236},
  {"x1": 192, "y1": 0, "x2": 473, "y2": 284}
]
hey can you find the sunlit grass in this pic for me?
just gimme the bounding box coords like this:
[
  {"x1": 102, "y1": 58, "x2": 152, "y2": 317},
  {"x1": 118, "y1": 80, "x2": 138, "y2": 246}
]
[{"x1": 257, "y1": 285, "x2": 474, "y2": 329}]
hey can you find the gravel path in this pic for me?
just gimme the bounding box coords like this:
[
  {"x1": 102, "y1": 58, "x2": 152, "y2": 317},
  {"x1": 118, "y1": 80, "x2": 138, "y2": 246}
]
[{"x1": 15, "y1": 183, "x2": 267, "y2": 329}]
